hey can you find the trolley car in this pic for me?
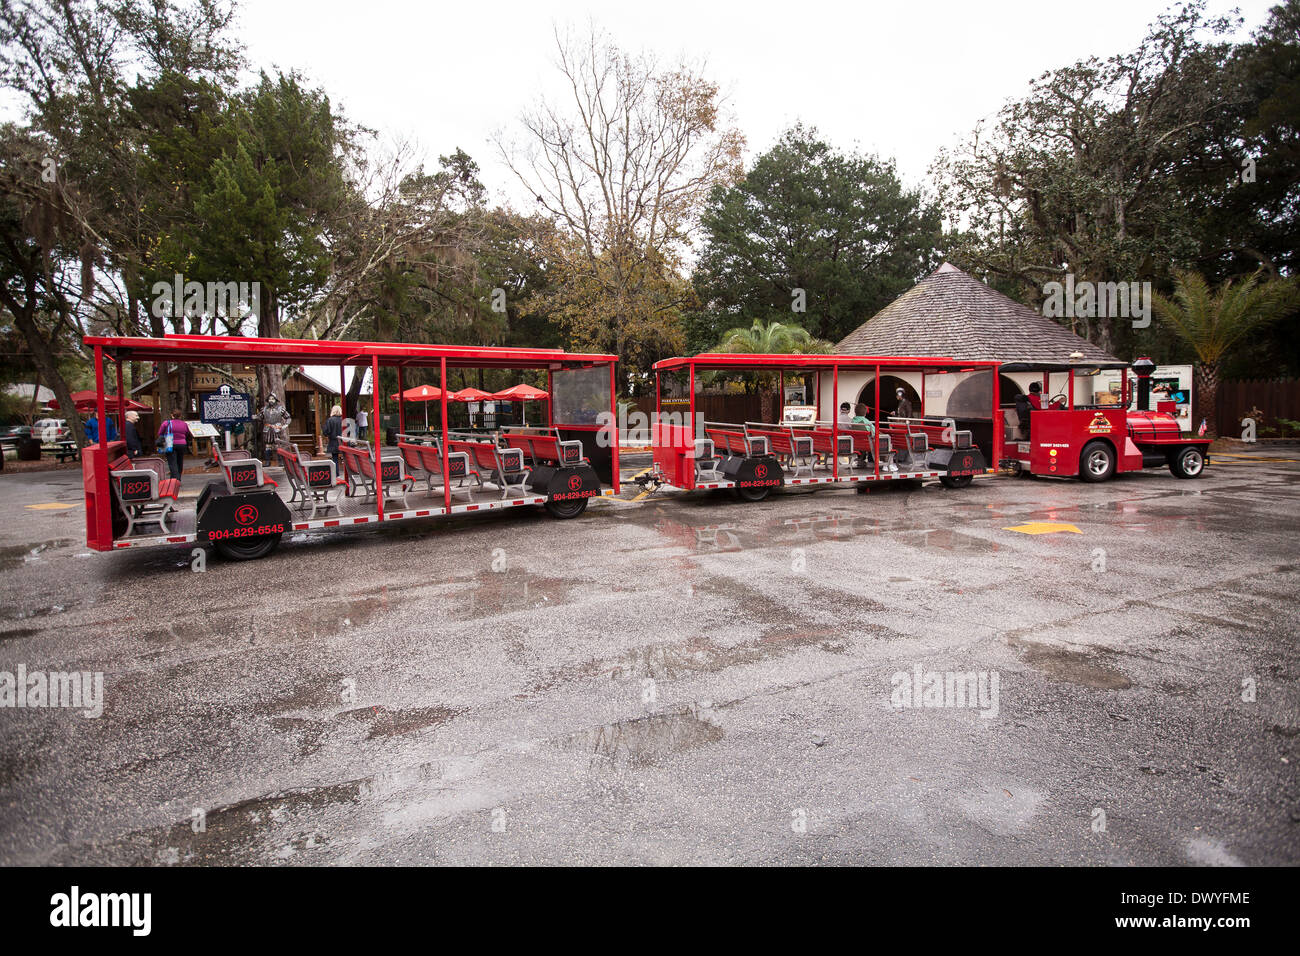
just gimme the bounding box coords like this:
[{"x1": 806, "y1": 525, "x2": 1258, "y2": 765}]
[
  {"x1": 640, "y1": 354, "x2": 1003, "y2": 500},
  {"x1": 80, "y1": 335, "x2": 619, "y2": 560}
]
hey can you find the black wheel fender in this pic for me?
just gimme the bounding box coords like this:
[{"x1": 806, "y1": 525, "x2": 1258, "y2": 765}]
[
  {"x1": 213, "y1": 533, "x2": 282, "y2": 561},
  {"x1": 544, "y1": 496, "x2": 590, "y2": 519}
]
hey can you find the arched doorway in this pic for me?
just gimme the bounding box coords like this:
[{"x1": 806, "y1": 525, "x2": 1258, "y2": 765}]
[
  {"x1": 998, "y1": 374, "x2": 1024, "y2": 406},
  {"x1": 942, "y1": 372, "x2": 1021, "y2": 419},
  {"x1": 855, "y1": 376, "x2": 920, "y2": 417}
]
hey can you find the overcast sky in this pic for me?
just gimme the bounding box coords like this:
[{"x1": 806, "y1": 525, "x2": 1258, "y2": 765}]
[{"x1": 233, "y1": 0, "x2": 1277, "y2": 205}]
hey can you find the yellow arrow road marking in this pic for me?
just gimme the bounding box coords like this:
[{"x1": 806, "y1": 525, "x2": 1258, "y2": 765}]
[{"x1": 1004, "y1": 521, "x2": 1082, "y2": 535}]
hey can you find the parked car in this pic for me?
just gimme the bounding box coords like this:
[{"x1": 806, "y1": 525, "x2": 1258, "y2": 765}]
[
  {"x1": 31, "y1": 418, "x2": 70, "y2": 442},
  {"x1": 0, "y1": 424, "x2": 33, "y2": 447}
]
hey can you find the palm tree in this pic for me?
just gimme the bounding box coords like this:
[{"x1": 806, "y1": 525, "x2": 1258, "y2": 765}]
[
  {"x1": 1153, "y1": 271, "x2": 1298, "y2": 437},
  {"x1": 712, "y1": 319, "x2": 834, "y2": 421}
]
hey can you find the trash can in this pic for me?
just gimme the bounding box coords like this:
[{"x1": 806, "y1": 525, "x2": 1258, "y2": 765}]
[{"x1": 17, "y1": 436, "x2": 41, "y2": 461}]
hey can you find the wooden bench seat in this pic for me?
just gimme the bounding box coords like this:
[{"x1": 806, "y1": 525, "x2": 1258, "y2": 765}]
[
  {"x1": 109, "y1": 454, "x2": 179, "y2": 535},
  {"x1": 447, "y1": 438, "x2": 531, "y2": 498},
  {"x1": 500, "y1": 429, "x2": 586, "y2": 467},
  {"x1": 397, "y1": 439, "x2": 475, "y2": 500},
  {"x1": 276, "y1": 443, "x2": 346, "y2": 519},
  {"x1": 744, "y1": 423, "x2": 814, "y2": 477},
  {"x1": 339, "y1": 442, "x2": 412, "y2": 507}
]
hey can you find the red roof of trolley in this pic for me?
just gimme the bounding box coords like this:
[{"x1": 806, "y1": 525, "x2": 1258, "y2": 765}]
[
  {"x1": 84, "y1": 334, "x2": 617, "y2": 368},
  {"x1": 654, "y1": 353, "x2": 1000, "y2": 370}
]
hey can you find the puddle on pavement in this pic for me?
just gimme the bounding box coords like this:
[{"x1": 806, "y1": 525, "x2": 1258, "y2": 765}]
[
  {"x1": 895, "y1": 529, "x2": 1000, "y2": 553},
  {"x1": 449, "y1": 570, "x2": 576, "y2": 620},
  {"x1": 529, "y1": 626, "x2": 850, "y2": 693},
  {"x1": 0, "y1": 539, "x2": 74, "y2": 572},
  {"x1": 339, "y1": 704, "x2": 466, "y2": 739},
  {"x1": 59, "y1": 778, "x2": 367, "y2": 865},
  {"x1": 558, "y1": 703, "x2": 724, "y2": 768},
  {"x1": 2, "y1": 602, "x2": 74, "y2": 622},
  {"x1": 649, "y1": 510, "x2": 892, "y2": 553},
  {"x1": 264, "y1": 673, "x2": 351, "y2": 714},
  {"x1": 266, "y1": 675, "x2": 466, "y2": 746},
  {"x1": 140, "y1": 587, "x2": 412, "y2": 646},
  {"x1": 1021, "y1": 644, "x2": 1132, "y2": 690},
  {"x1": 645, "y1": 508, "x2": 1005, "y2": 556}
]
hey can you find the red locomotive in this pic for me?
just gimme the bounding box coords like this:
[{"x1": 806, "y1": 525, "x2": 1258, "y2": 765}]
[{"x1": 998, "y1": 357, "x2": 1210, "y2": 481}]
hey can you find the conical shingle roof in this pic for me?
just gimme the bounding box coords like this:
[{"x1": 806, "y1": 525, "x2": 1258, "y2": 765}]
[{"x1": 836, "y1": 263, "x2": 1123, "y2": 365}]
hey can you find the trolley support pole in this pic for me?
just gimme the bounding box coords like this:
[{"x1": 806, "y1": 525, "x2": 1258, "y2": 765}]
[
  {"x1": 340, "y1": 364, "x2": 346, "y2": 419},
  {"x1": 654, "y1": 370, "x2": 660, "y2": 429},
  {"x1": 688, "y1": 360, "x2": 697, "y2": 490},
  {"x1": 441, "y1": 357, "x2": 451, "y2": 513},
  {"x1": 372, "y1": 355, "x2": 383, "y2": 521},
  {"x1": 832, "y1": 364, "x2": 839, "y2": 480},
  {"x1": 397, "y1": 365, "x2": 405, "y2": 433},
  {"x1": 778, "y1": 370, "x2": 784, "y2": 422},
  {"x1": 93, "y1": 345, "x2": 111, "y2": 546},
  {"x1": 609, "y1": 360, "x2": 620, "y2": 494},
  {"x1": 992, "y1": 365, "x2": 1001, "y2": 467},
  {"x1": 546, "y1": 369, "x2": 553, "y2": 428},
  {"x1": 874, "y1": 364, "x2": 881, "y2": 480},
  {"x1": 115, "y1": 359, "x2": 126, "y2": 438}
]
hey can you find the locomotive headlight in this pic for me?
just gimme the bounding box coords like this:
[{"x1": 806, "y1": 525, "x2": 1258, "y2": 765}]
[{"x1": 1049, "y1": 449, "x2": 1058, "y2": 457}]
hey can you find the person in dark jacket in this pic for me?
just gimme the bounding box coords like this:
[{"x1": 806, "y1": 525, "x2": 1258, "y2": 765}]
[
  {"x1": 83, "y1": 414, "x2": 118, "y2": 444},
  {"x1": 123, "y1": 410, "x2": 143, "y2": 458},
  {"x1": 322, "y1": 404, "x2": 343, "y2": 468}
]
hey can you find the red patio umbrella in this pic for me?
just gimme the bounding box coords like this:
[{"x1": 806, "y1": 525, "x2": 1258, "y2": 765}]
[
  {"x1": 449, "y1": 387, "x2": 494, "y2": 402},
  {"x1": 390, "y1": 384, "x2": 443, "y2": 401},
  {"x1": 492, "y1": 384, "x2": 548, "y2": 401},
  {"x1": 492, "y1": 383, "x2": 549, "y2": 426},
  {"x1": 450, "y1": 387, "x2": 495, "y2": 429},
  {"x1": 389, "y1": 383, "x2": 444, "y2": 431}
]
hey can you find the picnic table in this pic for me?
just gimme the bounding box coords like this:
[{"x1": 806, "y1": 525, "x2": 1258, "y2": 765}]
[{"x1": 45, "y1": 440, "x2": 79, "y2": 463}]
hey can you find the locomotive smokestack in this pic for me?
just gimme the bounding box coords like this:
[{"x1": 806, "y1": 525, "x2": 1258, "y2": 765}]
[{"x1": 1132, "y1": 357, "x2": 1156, "y2": 411}]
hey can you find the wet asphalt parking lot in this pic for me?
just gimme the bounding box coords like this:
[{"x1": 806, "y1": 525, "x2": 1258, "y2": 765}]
[{"x1": 0, "y1": 452, "x2": 1297, "y2": 866}]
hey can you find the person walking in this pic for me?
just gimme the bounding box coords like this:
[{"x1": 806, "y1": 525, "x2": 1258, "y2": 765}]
[
  {"x1": 322, "y1": 404, "x2": 343, "y2": 468},
  {"x1": 356, "y1": 407, "x2": 368, "y2": 441},
  {"x1": 157, "y1": 409, "x2": 192, "y2": 481},
  {"x1": 123, "y1": 410, "x2": 143, "y2": 458}
]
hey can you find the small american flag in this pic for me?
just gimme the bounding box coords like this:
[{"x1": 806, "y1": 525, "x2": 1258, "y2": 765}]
[{"x1": 1198, "y1": 419, "x2": 1208, "y2": 436}]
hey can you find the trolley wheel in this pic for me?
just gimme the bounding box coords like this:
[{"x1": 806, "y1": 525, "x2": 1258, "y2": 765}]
[
  {"x1": 939, "y1": 474, "x2": 974, "y2": 489},
  {"x1": 544, "y1": 496, "x2": 589, "y2": 519},
  {"x1": 1169, "y1": 445, "x2": 1206, "y2": 479},
  {"x1": 733, "y1": 483, "x2": 773, "y2": 502},
  {"x1": 1079, "y1": 441, "x2": 1116, "y2": 482},
  {"x1": 214, "y1": 533, "x2": 282, "y2": 561}
]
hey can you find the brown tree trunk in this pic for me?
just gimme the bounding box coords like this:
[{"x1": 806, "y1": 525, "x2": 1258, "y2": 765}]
[
  {"x1": 256, "y1": 284, "x2": 283, "y2": 406},
  {"x1": 6, "y1": 301, "x2": 86, "y2": 446},
  {"x1": 1195, "y1": 361, "x2": 1220, "y2": 439}
]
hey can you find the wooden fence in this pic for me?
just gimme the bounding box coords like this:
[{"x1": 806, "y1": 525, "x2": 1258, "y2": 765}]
[
  {"x1": 1215, "y1": 379, "x2": 1300, "y2": 438},
  {"x1": 624, "y1": 394, "x2": 764, "y2": 424}
]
